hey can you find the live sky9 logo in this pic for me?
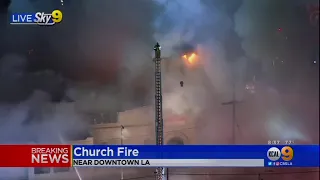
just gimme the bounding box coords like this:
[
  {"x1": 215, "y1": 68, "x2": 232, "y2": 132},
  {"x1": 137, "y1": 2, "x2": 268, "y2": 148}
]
[
  {"x1": 267, "y1": 146, "x2": 294, "y2": 161},
  {"x1": 10, "y1": 10, "x2": 63, "y2": 26},
  {"x1": 35, "y1": 10, "x2": 63, "y2": 25}
]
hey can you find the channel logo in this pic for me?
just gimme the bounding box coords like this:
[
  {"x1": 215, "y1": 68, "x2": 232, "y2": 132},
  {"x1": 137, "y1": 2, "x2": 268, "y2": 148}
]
[
  {"x1": 10, "y1": 10, "x2": 63, "y2": 26},
  {"x1": 267, "y1": 146, "x2": 294, "y2": 161}
]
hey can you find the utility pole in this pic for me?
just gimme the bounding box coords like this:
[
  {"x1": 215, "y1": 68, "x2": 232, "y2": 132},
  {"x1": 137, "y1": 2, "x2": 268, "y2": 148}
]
[
  {"x1": 153, "y1": 43, "x2": 165, "y2": 180},
  {"x1": 120, "y1": 125, "x2": 124, "y2": 180},
  {"x1": 222, "y1": 82, "x2": 241, "y2": 144}
]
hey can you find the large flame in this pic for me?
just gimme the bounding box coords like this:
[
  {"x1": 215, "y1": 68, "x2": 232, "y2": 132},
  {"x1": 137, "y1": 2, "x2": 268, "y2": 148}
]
[{"x1": 182, "y1": 53, "x2": 197, "y2": 65}]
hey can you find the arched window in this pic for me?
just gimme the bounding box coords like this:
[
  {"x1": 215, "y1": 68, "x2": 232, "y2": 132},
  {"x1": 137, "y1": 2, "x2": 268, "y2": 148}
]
[
  {"x1": 100, "y1": 141, "x2": 108, "y2": 144},
  {"x1": 53, "y1": 167, "x2": 70, "y2": 173},
  {"x1": 167, "y1": 137, "x2": 184, "y2": 145},
  {"x1": 34, "y1": 167, "x2": 50, "y2": 174}
]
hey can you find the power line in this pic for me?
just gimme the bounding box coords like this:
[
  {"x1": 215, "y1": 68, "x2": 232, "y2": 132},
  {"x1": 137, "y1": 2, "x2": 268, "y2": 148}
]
[{"x1": 222, "y1": 81, "x2": 242, "y2": 144}]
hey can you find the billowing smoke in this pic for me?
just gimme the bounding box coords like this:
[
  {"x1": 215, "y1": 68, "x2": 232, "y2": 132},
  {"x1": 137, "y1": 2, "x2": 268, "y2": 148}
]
[
  {"x1": 0, "y1": 0, "x2": 318, "y2": 178},
  {"x1": 0, "y1": 54, "x2": 87, "y2": 179},
  {"x1": 234, "y1": 0, "x2": 318, "y2": 143},
  {"x1": 154, "y1": 0, "x2": 318, "y2": 146},
  {"x1": 0, "y1": 0, "x2": 163, "y2": 177},
  {"x1": 4, "y1": 0, "x2": 161, "y2": 107},
  {"x1": 153, "y1": 0, "x2": 236, "y2": 102},
  {"x1": 0, "y1": 90, "x2": 87, "y2": 144},
  {"x1": 1, "y1": 0, "x2": 317, "y2": 144},
  {"x1": 0, "y1": 52, "x2": 87, "y2": 142},
  {"x1": 0, "y1": 0, "x2": 164, "y2": 144},
  {"x1": 153, "y1": 0, "x2": 205, "y2": 56}
]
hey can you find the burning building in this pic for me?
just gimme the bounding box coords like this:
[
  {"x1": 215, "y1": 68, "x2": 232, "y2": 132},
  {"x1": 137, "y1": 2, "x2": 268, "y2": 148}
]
[{"x1": 26, "y1": 43, "x2": 205, "y2": 179}]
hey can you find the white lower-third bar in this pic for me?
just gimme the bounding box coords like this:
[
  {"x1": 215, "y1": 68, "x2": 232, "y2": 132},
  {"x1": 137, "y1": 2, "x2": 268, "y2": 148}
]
[{"x1": 73, "y1": 159, "x2": 264, "y2": 167}]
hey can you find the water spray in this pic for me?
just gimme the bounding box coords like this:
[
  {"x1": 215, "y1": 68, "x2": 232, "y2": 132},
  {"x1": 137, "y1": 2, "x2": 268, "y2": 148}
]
[{"x1": 58, "y1": 133, "x2": 82, "y2": 180}]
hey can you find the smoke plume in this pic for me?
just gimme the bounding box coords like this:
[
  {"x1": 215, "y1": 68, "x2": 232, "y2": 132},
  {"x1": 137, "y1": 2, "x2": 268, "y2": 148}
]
[
  {"x1": 234, "y1": 0, "x2": 318, "y2": 143},
  {"x1": 0, "y1": 0, "x2": 318, "y2": 178},
  {"x1": 1, "y1": 0, "x2": 317, "y2": 146}
]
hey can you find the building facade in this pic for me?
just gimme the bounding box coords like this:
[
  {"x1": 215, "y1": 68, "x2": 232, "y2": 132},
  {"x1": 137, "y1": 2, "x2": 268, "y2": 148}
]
[{"x1": 28, "y1": 105, "x2": 196, "y2": 180}]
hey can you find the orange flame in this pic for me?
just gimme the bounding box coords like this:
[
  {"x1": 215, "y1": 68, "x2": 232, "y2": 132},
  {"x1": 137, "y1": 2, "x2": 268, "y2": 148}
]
[{"x1": 182, "y1": 53, "x2": 197, "y2": 64}]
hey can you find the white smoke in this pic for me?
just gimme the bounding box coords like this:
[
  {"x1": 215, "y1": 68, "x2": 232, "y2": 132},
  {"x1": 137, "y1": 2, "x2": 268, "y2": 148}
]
[
  {"x1": 0, "y1": 53, "x2": 88, "y2": 179},
  {"x1": 152, "y1": 0, "x2": 236, "y2": 119},
  {"x1": 0, "y1": 90, "x2": 87, "y2": 144},
  {"x1": 1, "y1": 1, "x2": 318, "y2": 179},
  {"x1": 153, "y1": 0, "x2": 318, "y2": 147},
  {"x1": 234, "y1": 0, "x2": 318, "y2": 144},
  {"x1": 153, "y1": 0, "x2": 207, "y2": 57}
]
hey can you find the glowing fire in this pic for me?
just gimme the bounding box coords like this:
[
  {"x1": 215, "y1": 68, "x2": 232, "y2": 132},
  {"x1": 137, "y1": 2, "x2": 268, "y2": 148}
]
[{"x1": 182, "y1": 53, "x2": 197, "y2": 64}]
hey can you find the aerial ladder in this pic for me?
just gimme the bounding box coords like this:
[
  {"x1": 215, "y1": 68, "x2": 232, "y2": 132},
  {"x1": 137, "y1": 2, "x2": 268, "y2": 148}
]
[{"x1": 153, "y1": 43, "x2": 166, "y2": 180}]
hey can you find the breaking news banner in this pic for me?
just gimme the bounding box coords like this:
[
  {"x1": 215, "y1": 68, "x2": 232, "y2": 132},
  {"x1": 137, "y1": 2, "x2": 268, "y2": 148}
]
[
  {"x1": 0, "y1": 145, "x2": 318, "y2": 168},
  {"x1": 0, "y1": 145, "x2": 71, "y2": 167}
]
